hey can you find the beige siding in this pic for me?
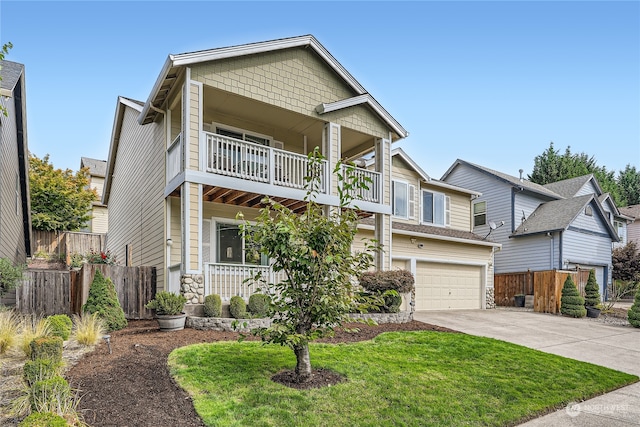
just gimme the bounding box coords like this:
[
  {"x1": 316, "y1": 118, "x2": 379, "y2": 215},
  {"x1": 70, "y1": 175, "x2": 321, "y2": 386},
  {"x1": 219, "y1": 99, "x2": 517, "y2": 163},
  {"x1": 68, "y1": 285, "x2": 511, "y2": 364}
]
[
  {"x1": 106, "y1": 106, "x2": 166, "y2": 290},
  {"x1": 188, "y1": 82, "x2": 200, "y2": 170},
  {"x1": 391, "y1": 156, "x2": 421, "y2": 224},
  {"x1": 191, "y1": 48, "x2": 389, "y2": 139},
  {"x1": 0, "y1": 89, "x2": 27, "y2": 265},
  {"x1": 188, "y1": 183, "x2": 199, "y2": 271},
  {"x1": 168, "y1": 196, "x2": 182, "y2": 266},
  {"x1": 91, "y1": 176, "x2": 105, "y2": 199},
  {"x1": 90, "y1": 205, "x2": 108, "y2": 234},
  {"x1": 393, "y1": 233, "x2": 492, "y2": 263}
]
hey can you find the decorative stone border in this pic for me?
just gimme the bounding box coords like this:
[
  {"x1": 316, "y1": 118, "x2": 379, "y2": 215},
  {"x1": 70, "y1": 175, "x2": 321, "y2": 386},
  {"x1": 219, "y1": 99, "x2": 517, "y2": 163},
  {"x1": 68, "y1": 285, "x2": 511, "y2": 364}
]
[{"x1": 187, "y1": 311, "x2": 413, "y2": 332}]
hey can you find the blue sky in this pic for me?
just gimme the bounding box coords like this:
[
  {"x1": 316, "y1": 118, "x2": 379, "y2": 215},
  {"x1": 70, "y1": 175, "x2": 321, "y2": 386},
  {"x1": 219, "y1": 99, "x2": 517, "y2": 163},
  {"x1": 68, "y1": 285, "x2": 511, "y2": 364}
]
[{"x1": 2, "y1": 1, "x2": 639, "y2": 179}]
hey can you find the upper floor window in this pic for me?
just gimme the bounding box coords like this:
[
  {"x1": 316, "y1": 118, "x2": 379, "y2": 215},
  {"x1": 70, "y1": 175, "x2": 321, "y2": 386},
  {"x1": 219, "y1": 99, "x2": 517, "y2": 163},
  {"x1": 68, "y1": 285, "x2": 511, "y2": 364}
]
[
  {"x1": 422, "y1": 190, "x2": 450, "y2": 226},
  {"x1": 473, "y1": 201, "x2": 487, "y2": 227},
  {"x1": 614, "y1": 220, "x2": 625, "y2": 241},
  {"x1": 392, "y1": 181, "x2": 415, "y2": 219},
  {"x1": 215, "y1": 125, "x2": 271, "y2": 147}
]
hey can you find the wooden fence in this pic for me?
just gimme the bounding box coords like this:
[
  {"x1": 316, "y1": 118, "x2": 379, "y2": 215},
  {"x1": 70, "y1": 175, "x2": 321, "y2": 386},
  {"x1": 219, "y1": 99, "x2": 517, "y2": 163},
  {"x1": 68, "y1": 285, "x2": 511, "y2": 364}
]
[
  {"x1": 16, "y1": 265, "x2": 156, "y2": 319},
  {"x1": 495, "y1": 269, "x2": 591, "y2": 313},
  {"x1": 31, "y1": 229, "x2": 106, "y2": 262}
]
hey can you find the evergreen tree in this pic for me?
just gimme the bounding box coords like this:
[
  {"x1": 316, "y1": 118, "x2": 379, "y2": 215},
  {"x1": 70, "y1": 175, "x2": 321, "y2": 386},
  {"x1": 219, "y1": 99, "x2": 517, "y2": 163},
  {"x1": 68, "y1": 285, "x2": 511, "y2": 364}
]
[
  {"x1": 583, "y1": 269, "x2": 601, "y2": 307},
  {"x1": 618, "y1": 165, "x2": 640, "y2": 206},
  {"x1": 82, "y1": 270, "x2": 127, "y2": 331},
  {"x1": 560, "y1": 275, "x2": 586, "y2": 318},
  {"x1": 628, "y1": 286, "x2": 640, "y2": 328}
]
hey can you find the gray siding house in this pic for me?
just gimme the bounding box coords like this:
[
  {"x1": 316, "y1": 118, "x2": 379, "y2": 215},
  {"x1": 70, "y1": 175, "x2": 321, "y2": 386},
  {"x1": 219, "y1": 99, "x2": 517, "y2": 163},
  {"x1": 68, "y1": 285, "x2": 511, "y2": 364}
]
[
  {"x1": 0, "y1": 60, "x2": 32, "y2": 305},
  {"x1": 441, "y1": 160, "x2": 619, "y2": 298}
]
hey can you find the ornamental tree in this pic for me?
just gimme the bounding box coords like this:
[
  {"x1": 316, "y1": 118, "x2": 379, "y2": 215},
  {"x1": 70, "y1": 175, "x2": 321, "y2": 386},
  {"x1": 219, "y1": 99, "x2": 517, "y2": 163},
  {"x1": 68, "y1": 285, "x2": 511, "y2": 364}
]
[
  {"x1": 29, "y1": 153, "x2": 97, "y2": 231},
  {"x1": 583, "y1": 269, "x2": 601, "y2": 307},
  {"x1": 241, "y1": 148, "x2": 379, "y2": 383},
  {"x1": 560, "y1": 275, "x2": 586, "y2": 318}
]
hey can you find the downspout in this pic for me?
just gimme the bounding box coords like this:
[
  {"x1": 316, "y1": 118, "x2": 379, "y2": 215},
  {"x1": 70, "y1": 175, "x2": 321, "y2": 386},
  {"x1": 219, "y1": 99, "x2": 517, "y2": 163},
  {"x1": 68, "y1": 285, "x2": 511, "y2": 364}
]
[{"x1": 559, "y1": 231, "x2": 563, "y2": 270}]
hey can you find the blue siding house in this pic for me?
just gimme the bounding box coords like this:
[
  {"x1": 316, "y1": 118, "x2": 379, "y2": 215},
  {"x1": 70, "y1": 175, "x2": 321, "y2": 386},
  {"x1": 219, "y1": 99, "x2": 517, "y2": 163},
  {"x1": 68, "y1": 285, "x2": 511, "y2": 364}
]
[{"x1": 441, "y1": 160, "x2": 619, "y2": 298}]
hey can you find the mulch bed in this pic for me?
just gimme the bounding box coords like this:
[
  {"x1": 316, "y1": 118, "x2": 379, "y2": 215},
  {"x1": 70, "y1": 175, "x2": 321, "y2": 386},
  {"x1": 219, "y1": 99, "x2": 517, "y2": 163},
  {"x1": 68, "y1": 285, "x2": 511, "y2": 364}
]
[{"x1": 66, "y1": 319, "x2": 456, "y2": 427}]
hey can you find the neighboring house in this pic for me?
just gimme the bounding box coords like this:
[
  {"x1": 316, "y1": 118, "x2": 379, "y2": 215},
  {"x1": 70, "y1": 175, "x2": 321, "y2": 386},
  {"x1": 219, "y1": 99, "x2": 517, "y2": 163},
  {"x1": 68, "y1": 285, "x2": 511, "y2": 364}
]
[
  {"x1": 80, "y1": 157, "x2": 108, "y2": 234},
  {"x1": 619, "y1": 204, "x2": 640, "y2": 248},
  {"x1": 357, "y1": 148, "x2": 501, "y2": 310},
  {"x1": 103, "y1": 35, "x2": 408, "y2": 313},
  {"x1": 0, "y1": 60, "x2": 32, "y2": 304},
  {"x1": 442, "y1": 161, "x2": 619, "y2": 298}
]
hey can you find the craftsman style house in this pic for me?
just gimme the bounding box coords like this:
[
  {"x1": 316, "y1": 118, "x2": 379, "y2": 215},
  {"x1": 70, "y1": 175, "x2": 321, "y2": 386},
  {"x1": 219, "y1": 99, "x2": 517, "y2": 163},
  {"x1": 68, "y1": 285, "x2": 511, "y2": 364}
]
[
  {"x1": 442, "y1": 160, "x2": 620, "y2": 298},
  {"x1": 356, "y1": 148, "x2": 501, "y2": 310},
  {"x1": 103, "y1": 35, "x2": 407, "y2": 313},
  {"x1": 0, "y1": 60, "x2": 32, "y2": 305}
]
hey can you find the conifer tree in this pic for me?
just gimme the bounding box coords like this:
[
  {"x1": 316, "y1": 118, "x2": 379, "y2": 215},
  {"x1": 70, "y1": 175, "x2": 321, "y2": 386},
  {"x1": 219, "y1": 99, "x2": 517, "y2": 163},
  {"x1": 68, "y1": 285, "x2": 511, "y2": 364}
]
[
  {"x1": 583, "y1": 269, "x2": 601, "y2": 307},
  {"x1": 560, "y1": 275, "x2": 586, "y2": 318},
  {"x1": 628, "y1": 286, "x2": 640, "y2": 328},
  {"x1": 82, "y1": 270, "x2": 127, "y2": 331}
]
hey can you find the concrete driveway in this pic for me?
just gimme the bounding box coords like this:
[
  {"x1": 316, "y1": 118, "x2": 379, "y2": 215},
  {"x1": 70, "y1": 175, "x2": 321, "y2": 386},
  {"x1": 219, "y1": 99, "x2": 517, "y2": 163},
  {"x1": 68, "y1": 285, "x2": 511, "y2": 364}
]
[{"x1": 413, "y1": 309, "x2": 640, "y2": 426}]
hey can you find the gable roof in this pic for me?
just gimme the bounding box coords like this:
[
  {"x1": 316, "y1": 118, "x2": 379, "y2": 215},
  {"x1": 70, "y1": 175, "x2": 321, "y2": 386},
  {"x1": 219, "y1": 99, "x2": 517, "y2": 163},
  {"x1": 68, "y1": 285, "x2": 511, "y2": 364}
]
[
  {"x1": 511, "y1": 194, "x2": 618, "y2": 241},
  {"x1": 0, "y1": 60, "x2": 23, "y2": 95},
  {"x1": 138, "y1": 35, "x2": 407, "y2": 139},
  {"x1": 543, "y1": 174, "x2": 602, "y2": 198},
  {"x1": 441, "y1": 159, "x2": 561, "y2": 200},
  {"x1": 619, "y1": 204, "x2": 640, "y2": 220},
  {"x1": 80, "y1": 157, "x2": 107, "y2": 177}
]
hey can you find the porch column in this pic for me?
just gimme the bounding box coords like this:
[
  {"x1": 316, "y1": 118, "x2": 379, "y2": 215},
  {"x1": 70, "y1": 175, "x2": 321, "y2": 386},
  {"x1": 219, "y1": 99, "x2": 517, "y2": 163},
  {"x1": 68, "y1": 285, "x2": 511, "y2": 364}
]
[
  {"x1": 323, "y1": 122, "x2": 341, "y2": 198},
  {"x1": 374, "y1": 137, "x2": 392, "y2": 270}
]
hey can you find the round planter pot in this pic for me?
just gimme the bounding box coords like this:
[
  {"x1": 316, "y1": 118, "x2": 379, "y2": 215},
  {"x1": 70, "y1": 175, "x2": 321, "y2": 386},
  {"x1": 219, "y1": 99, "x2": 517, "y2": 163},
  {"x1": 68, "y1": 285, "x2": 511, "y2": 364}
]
[
  {"x1": 157, "y1": 313, "x2": 186, "y2": 331},
  {"x1": 585, "y1": 306, "x2": 601, "y2": 318}
]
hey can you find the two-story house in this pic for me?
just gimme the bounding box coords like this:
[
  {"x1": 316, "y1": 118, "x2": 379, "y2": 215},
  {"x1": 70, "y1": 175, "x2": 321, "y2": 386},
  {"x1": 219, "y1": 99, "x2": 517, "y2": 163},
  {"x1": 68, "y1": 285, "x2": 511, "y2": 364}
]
[
  {"x1": 356, "y1": 149, "x2": 501, "y2": 310},
  {"x1": 80, "y1": 157, "x2": 108, "y2": 234},
  {"x1": 103, "y1": 35, "x2": 408, "y2": 314},
  {"x1": 442, "y1": 160, "x2": 619, "y2": 299},
  {"x1": 619, "y1": 204, "x2": 640, "y2": 248},
  {"x1": 0, "y1": 60, "x2": 32, "y2": 305}
]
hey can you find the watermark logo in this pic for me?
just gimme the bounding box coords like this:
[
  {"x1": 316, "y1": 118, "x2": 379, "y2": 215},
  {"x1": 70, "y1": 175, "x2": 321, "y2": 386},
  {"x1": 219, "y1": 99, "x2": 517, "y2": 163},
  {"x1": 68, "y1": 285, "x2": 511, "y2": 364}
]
[
  {"x1": 565, "y1": 401, "x2": 631, "y2": 418},
  {"x1": 566, "y1": 402, "x2": 581, "y2": 417}
]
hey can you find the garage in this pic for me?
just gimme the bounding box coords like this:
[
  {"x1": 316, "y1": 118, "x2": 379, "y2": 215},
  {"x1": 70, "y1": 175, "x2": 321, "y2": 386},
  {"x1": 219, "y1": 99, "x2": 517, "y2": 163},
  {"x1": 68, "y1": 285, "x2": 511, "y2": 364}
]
[{"x1": 414, "y1": 262, "x2": 483, "y2": 310}]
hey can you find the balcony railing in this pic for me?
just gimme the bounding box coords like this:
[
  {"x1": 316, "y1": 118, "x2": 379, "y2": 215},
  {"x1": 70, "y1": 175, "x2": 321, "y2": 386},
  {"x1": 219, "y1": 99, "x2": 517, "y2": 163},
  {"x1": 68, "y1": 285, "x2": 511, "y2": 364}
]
[
  {"x1": 342, "y1": 165, "x2": 381, "y2": 204},
  {"x1": 206, "y1": 263, "x2": 286, "y2": 300},
  {"x1": 205, "y1": 132, "x2": 328, "y2": 193},
  {"x1": 166, "y1": 134, "x2": 182, "y2": 182}
]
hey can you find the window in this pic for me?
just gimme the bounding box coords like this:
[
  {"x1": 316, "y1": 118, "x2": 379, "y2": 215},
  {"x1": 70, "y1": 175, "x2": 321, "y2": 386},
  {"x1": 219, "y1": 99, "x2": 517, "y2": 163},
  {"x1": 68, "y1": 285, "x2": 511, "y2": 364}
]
[
  {"x1": 215, "y1": 126, "x2": 271, "y2": 146},
  {"x1": 614, "y1": 220, "x2": 625, "y2": 241},
  {"x1": 585, "y1": 206, "x2": 593, "y2": 217},
  {"x1": 422, "y1": 190, "x2": 450, "y2": 226},
  {"x1": 473, "y1": 201, "x2": 487, "y2": 227},
  {"x1": 215, "y1": 222, "x2": 266, "y2": 265},
  {"x1": 392, "y1": 181, "x2": 408, "y2": 218}
]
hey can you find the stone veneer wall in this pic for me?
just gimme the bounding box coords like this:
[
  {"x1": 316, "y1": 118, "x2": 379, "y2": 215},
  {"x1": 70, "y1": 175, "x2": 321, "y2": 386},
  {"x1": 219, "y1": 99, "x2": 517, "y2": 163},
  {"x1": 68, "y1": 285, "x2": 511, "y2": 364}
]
[
  {"x1": 187, "y1": 311, "x2": 413, "y2": 333},
  {"x1": 486, "y1": 287, "x2": 495, "y2": 309},
  {"x1": 181, "y1": 274, "x2": 205, "y2": 304}
]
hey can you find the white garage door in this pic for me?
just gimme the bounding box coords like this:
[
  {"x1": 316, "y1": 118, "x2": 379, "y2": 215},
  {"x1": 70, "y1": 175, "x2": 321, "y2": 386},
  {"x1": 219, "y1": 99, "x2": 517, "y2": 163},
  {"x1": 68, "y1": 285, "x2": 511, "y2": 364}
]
[{"x1": 414, "y1": 262, "x2": 482, "y2": 310}]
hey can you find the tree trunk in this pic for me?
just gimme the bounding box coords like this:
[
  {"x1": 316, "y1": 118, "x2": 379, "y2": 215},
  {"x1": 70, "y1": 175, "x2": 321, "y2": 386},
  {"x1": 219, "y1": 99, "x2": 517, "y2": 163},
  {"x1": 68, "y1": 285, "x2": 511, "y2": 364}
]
[{"x1": 294, "y1": 344, "x2": 312, "y2": 383}]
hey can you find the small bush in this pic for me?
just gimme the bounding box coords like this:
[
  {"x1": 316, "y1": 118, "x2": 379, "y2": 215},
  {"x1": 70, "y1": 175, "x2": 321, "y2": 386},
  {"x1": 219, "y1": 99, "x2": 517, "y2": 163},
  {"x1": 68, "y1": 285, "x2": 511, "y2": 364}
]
[
  {"x1": 229, "y1": 296, "x2": 247, "y2": 319},
  {"x1": 72, "y1": 313, "x2": 106, "y2": 346},
  {"x1": 248, "y1": 293, "x2": 271, "y2": 318},
  {"x1": 18, "y1": 412, "x2": 67, "y2": 427},
  {"x1": 0, "y1": 309, "x2": 19, "y2": 354},
  {"x1": 145, "y1": 291, "x2": 186, "y2": 315},
  {"x1": 584, "y1": 269, "x2": 601, "y2": 307},
  {"x1": 203, "y1": 294, "x2": 222, "y2": 317},
  {"x1": 23, "y1": 358, "x2": 62, "y2": 387},
  {"x1": 47, "y1": 314, "x2": 73, "y2": 341},
  {"x1": 82, "y1": 270, "x2": 128, "y2": 331},
  {"x1": 359, "y1": 269, "x2": 415, "y2": 293},
  {"x1": 0, "y1": 257, "x2": 25, "y2": 297},
  {"x1": 30, "y1": 376, "x2": 71, "y2": 412},
  {"x1": 29, "y1": 336, "x2": 63, "y2": 362},
  {"x1": 19, "y1": 315, "x2": 51, "y2": 358},
  {"x1": 560, "y1": 275, "x2": 586, "y2": 318},
  {"x1": 629, "y1": 285, "x2": 640, "y2": 328}
]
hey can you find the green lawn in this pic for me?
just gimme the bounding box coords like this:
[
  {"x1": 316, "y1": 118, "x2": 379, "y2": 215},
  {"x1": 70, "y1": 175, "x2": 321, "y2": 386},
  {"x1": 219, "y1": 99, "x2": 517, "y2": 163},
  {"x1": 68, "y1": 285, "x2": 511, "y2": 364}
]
[{"x1": 169, "y1": 331, "x2": 637, "y2": 427}]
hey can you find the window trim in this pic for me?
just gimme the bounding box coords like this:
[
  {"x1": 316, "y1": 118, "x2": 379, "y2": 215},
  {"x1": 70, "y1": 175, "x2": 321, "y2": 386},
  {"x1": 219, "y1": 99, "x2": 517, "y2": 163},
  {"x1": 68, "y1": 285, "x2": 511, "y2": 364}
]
[
  {"x1": 392, "y1": 180, "x2": 409, "y2": 219},
  {"x1": 421, "y1": 189, "x2": 450, "y2": 227},
  {"x1": 473, "y1": 200, "x2": 487, "y2": 227},
  {"x1": 212, "y1": 122, "x2": 273, "y2": 147},
  {"x1": 211, "y1": 218, "x2": 268, "y2": 266}
]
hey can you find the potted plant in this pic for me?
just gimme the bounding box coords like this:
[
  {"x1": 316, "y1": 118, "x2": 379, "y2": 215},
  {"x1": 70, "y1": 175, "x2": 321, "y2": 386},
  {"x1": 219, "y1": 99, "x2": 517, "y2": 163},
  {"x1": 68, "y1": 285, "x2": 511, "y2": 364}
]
[
  {"x1": 584, "y1": 269, "x2": 602, "y2": 318},
  {"x1": 145, "y1": 291, "x2": 187, "y2": 331}
]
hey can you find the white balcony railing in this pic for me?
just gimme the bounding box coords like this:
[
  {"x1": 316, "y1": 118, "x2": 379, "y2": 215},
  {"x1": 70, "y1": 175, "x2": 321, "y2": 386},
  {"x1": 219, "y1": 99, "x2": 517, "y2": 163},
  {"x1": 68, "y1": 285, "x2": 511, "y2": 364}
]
[
  {"x1": 206, "y1": 263, "x2": 286, "y2": 300},
  {"x1": 205, "y1": 132, "x2": 328, "y2": 194},
  {"x1": 342, "y1": 165, "x2": 381, "y2": 204},
  {"x1": 166, "y1": 134, "x2": 183, "y2": 182}
]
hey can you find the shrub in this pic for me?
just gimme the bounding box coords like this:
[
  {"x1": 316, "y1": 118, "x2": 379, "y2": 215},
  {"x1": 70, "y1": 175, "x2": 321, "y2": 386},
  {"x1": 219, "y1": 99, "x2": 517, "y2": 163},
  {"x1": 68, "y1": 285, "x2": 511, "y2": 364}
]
[
  {"x1": 203, "y1": 294, "x2": 222, "y2": 317},
  {"x1": 145, "y1": 291, "x2": 187, "y2": 315},
  {"x1": 0, "y1": 309, "x2": 19, "y2": 354},
  {"x1": 629, "y1": 285, "x2": 640, "y2": 328},
  {"x1": 29, "y1": 336, "x2": 63, "y2": 363},
  {"x1": 30, "y1": 376, "x2": 71, "y2": 412},
  {"x1": 18, "y1": 412, "x2": 68, "y2": 427},
  {"x1": 584, "y1": 269, "x2": 601, "y2": 307},
  {"x1": 72, "y1": 313, "x2": 106, "y2": 346},
  {"x1": 19, "y1": 315, "x2": 51, "y2": 358},
  {"x1": 86, "y1": 249, "x2": 117, "y2": 265},
  {"x1": 359, "y1": 269, "x2": 415, "y2": 293},
  {"x1": 23, "y1": 358, "x2": 62, "y2": 387},
  {"x1": 382, "y1": 292, "x2": 402, "y2": 313},
  {"x1": 248, "y1": 293, "x2": 271, "y2": 318},
  {"x1": 229, "y1": 296, "x2": 247, "y2": 319},
  {"x1": 560, "y1": 275, "x2": 586, "y2": 318},
  {"x1": 47, "y1": 314, "x2": 73, "y2": 341},
  {"x1": 82, "y1": 270, "x2": 128, "y2": 331},
  {"x1": 0, "y1": 257, "x2": 25, "y2": 297}
]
